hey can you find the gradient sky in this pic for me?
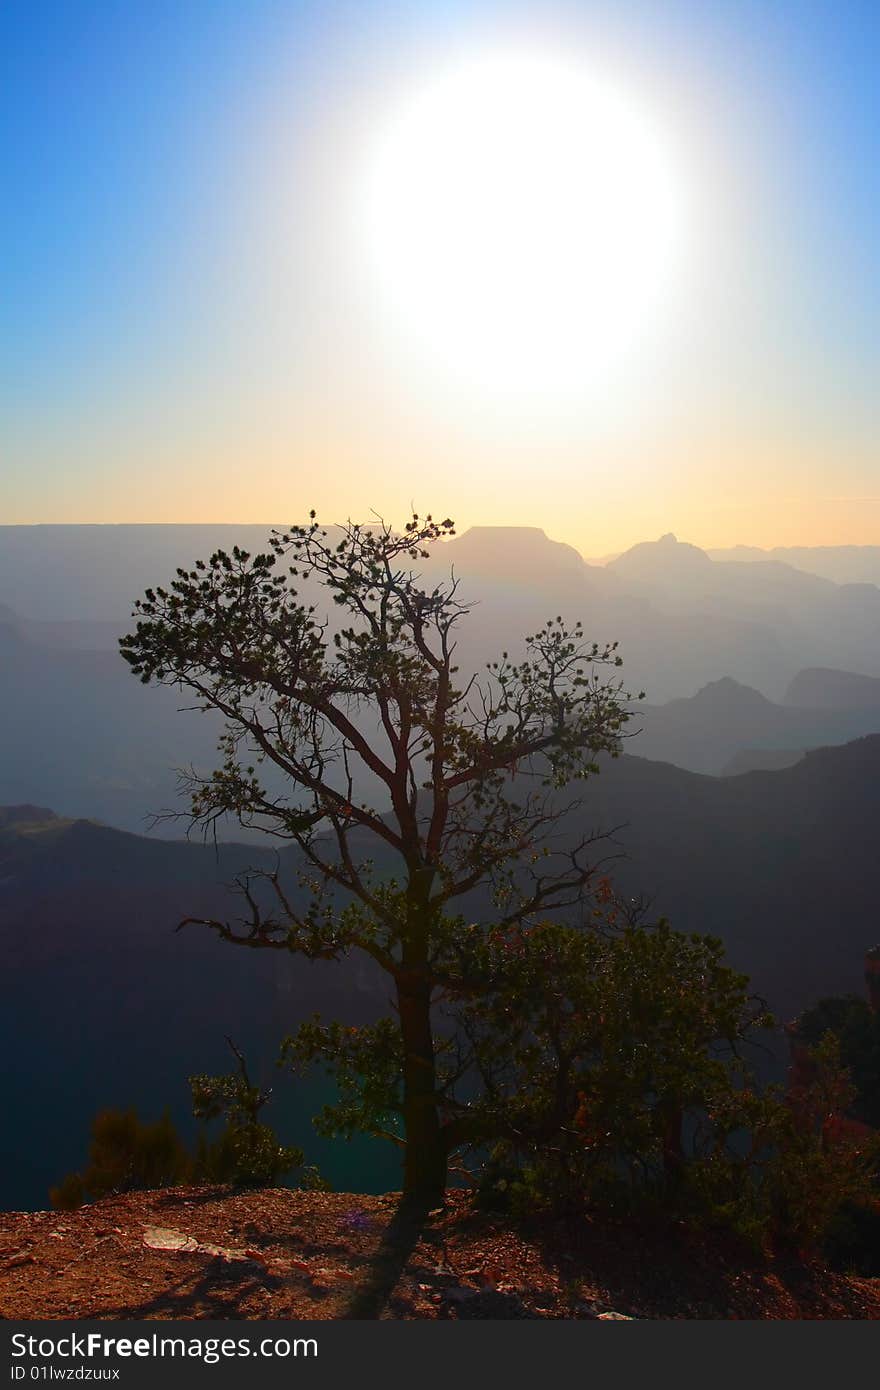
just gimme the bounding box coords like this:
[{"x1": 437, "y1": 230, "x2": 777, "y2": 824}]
[{"x1": 2, "y1": 0, "x2": 878, "y2": 552}]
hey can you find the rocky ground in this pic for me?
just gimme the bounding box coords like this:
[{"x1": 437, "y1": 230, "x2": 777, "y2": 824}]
[{"x1": 2, "y1": 1187, "x2": 879, "y2": 1320}]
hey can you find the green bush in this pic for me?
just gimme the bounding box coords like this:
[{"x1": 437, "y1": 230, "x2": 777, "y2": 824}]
[
  {"x1": 796, "y1": 997, "x2": 880, "y2": 1128},
  {"x1": 50, "y1": 1108, "x2": 192, "y2": 1210},
  {"x1": 457, "y1": 920, "x2": 773, "y2": 1213},
  {"x1": 190, "y1": 1039, "x2": 325, "y2": 1189},
  {"x1": 761, "y1": 1034, "x2": 880, "y2": 1250},
  {"x1": 51, "y1": 1042, "x2": 327, "y2": 1207},
  {"x1": 456, "y1": 923, "x2": 880, "y2": 1250}
]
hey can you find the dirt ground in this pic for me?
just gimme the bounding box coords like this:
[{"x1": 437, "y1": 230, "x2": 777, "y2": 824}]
[{"x1": 2, "y1": 1186, "x2": 878, "y2": 1320}]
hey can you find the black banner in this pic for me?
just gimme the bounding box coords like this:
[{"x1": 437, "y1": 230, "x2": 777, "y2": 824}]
[{"x1": 2, "y1": 1320, "x2": 874, "y2": 1386}]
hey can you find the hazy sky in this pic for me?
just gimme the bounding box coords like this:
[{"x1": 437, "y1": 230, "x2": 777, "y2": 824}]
[{"x1": 2, "y1": 0, "x2": 878, "y2": 552}]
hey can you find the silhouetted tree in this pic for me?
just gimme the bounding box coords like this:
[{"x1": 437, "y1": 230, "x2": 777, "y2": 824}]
[{"x1": 120, "y1": 513, "x2": 632, "y2": 1200}]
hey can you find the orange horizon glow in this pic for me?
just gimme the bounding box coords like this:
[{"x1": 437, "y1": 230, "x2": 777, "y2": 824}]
[{"x1": 3, "y1": 13, "x2": 877, "y2": 555}]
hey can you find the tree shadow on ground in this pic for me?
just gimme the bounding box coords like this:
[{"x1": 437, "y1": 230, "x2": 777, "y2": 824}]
[
  {"x1": 341, "y1": 1197, "x2": 435, "y2": 1319},
  {"x1": 98, "y1": 1259, "x2": 285, "y2": 1319},
  {"x1": 520, "y1": 1208, "x2": 879, "y2": 1320}
]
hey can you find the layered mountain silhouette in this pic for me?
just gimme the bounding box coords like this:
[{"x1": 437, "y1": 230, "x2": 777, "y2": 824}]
[
  {"x1": 4, "y1": 526, "x2": 880, "y2": 683},
  {"x1": 4, "y1": 734, "x2": 880, "y2": 1209},
  {"x1": 0, "y1": 607, "x2": 223, "y2": 832},
  {"x1": 5, "y1": 524, "x2": 880, "y2": 829},
  {"x1": 606, "y1": 532, "x2": 874, "y2": 635},
  {"x1": 709, "y1": 544, "x2": 880, "y2": 587},
  {"x1": 719, "y1": 747, "x2": 808, "y2": 777},
  {"x1": 3, "y1": 523, "x2": 878, "y2": 1220},
  {"x1": 0, "y1": 806, "x2": 395, "y2": 1210},
  {"x1": 632, "y1": 673, "x2": 880, "y2": 774},
  {"x1": 784, "y1": 666, "x2": 880, "y2": 709}
]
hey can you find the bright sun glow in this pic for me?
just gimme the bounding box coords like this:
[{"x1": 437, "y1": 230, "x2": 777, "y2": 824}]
[{"x1": 358, "y1": 49, "x2": 691, "y2": 407}]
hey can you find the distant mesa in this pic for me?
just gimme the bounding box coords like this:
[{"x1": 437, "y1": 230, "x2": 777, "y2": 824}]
[
  {"x1": 609, "y1": 533, "x2": 713, "y2": 576},
  {"x1": 686, "y1": 676, "x2": 776, "y2": 711},
  {"x1": 443, "y1": 526, "x2": 587, "y2": 579},
  {"x1": 784, "y1": 667, "x2": 880, "y2": 710}
]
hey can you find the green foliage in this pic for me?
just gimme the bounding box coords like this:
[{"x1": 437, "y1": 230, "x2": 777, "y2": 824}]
[
  {"x1": 190, "y1": 1039, "x2": 321, "y2": 1189},
  {"x1": 50, "y1": 1108, "x2": 191, "y2": 1210},
  {"x1": 281, "y1": 1017, "x2": 404, "y2": 1150},
  {"x1": 760, "y1": 1034, "x2": 880, "y2": 1250},
  {"x1": 457, "y1": 918, "x2": 774, "y2": 1216},
  {"x1": 453, "y1": 927, "x2": 879, "y2": 1253},
  {"x1": 51, "y1": 1042, "x2": 326, "y2": 1207},
  {"x1": 796, "y1": 996, "x2": 880, "y2": 1127},
  {"x1": 192, "y1": 1125, "x2": 316, "y2": 1190}
]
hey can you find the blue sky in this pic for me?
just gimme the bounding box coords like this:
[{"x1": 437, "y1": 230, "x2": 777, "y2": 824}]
[{"x1": 2, "y1": 0, "x2": 878, "y2": 547}]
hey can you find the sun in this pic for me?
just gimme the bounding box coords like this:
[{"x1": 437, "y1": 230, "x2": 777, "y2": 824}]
[{"x1": 357, "y1": 48, "x2": 690, "y2": 408}]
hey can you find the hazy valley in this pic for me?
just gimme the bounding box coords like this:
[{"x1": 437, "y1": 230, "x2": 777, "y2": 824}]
[{"x1": 3, "y1": 523, "x2": 880, "y2": 1211}]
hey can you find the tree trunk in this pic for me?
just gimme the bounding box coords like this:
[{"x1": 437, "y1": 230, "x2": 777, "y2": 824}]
[{"x1": 397, "y1": 972, "x2": 448, "y2": 1202}]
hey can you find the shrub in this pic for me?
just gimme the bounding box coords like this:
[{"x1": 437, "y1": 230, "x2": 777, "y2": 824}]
[
  {"x1": 50, "y1": 1108, "x2": 191, "y2": 1210},
  {"x1": 51, "y1": 1041, "x2": 326, "y2": 1207},
  {"x1": 762, "y1": 1034, "x2": 880, "y2": 1251},
  {"x1": 796, "y1": 997, "x2": 880, "y2": 1128},
  {"x1": 456, "y1": 923, "x2": 880, "y2": 1251},
  {"x1": 457, "y1": 919, "x2": 774, "y2": 1218},
  {"x1": 191, "y1": 1038, "x2": 328, "y2": 1190}
]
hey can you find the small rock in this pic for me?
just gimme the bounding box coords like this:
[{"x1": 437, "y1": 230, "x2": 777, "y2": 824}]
[
  {"x1": 2, "y1": 1252, "x2": 35, "y2": 1271},
  {"x1": 142, "y1": 1226, "x2": 267, "y2": 1266}
]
